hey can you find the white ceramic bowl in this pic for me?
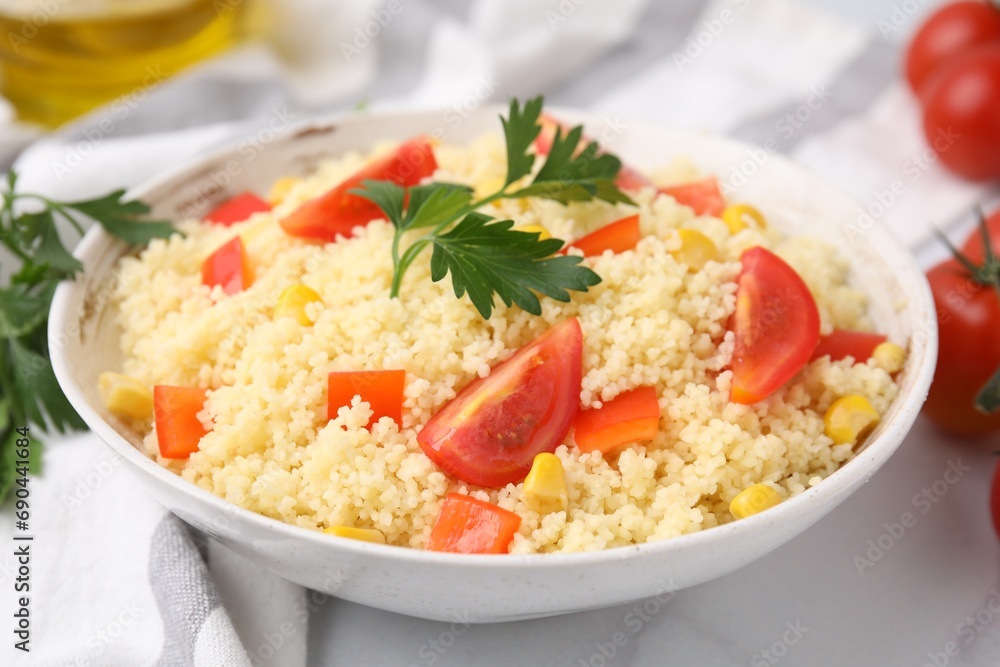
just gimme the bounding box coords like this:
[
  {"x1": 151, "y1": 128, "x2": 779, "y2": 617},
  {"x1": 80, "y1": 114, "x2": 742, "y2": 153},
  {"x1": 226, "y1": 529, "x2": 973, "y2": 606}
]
[{"x1": 49, "y1": 107, "x2": 937, "y2": 623}]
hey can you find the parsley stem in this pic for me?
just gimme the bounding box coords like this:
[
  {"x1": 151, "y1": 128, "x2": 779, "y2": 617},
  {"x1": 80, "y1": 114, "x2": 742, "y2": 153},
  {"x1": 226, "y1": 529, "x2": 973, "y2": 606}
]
[{"x1": 389, "y1": 190, "x2": 508, "y2": 298}]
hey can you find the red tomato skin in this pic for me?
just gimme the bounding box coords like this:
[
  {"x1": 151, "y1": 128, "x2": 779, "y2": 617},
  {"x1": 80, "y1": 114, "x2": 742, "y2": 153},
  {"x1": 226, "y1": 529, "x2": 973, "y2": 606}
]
[
  {"x1": 991, "y1": 461, "x2": 1000, "y2": 539},
  {"x1": 417, "y1": 319, "x2": 583, "y2": 488},
  {"x1": 566, "y1": 215, "x2": 641, "y2": 257},
  {"x1": 922, "y1": 259, "x2": 1000, "y2": 436},
  {"x1": 205, "y1": 192, "x2": 272, "y2": 226},
  {"x1": 154, "y1": 386, "x2": 209, "y2": 459},
  {"x1": 730, "y1": 247, "x2": 821, "y2": 404},
  {"x1": 426, "y1": 493, "x2": 522, "y2": 554},
  {"x1": 202, "y1": 237, "x2": 252, "y2": 295},
  {"x1": 328, "y1": 370, "x2": 405, "y2": 429},
  {"x1": 810, "y1": 329, "x2": 887, "y2": 363},
  {"x1": 921, "y1": 45, "x2": 1000, "y2": 181},
  {"x1": 905, "y1": 1, "x2": 1000, "y2": 95},
  {"x1": 658, "y1": 178, "x2": 726, "y2": 218},
  {"x1": 280, "y1": 137, "x2": 437, "y2": 241},
  {"x1": 960, "y1": 208, "x2": 1000, "y2": 264}
]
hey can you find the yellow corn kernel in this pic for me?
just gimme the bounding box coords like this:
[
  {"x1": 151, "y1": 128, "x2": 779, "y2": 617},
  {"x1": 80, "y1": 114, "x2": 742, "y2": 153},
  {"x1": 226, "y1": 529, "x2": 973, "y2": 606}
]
[
  {"x1": 519, "y1": 224, "x2": 552, "y2": 241},
  {"x1": 730, "y1": 483, "x2": 782, "y2": 519},
  {"x1": 671, "y1": 229, "x2": 719, "y2": 272},
  {"x1": 98, "y1": 372, "x2": 153, "y2": 421},
  {"x1": 324, "y1": 526, "x2": 386, "y2": 544},
  {"x1": 268, "y1": 177, "x2": 299, "y2": 205},
  {"x1": 274, "y1": 284, "x2": 323, "y2": 326},
  {"x1": 824, "y1": 395, "x2": 881, "y2": 446},
  {"x1": 722, "y1": 204, "x2": 767, "y2": 234},
  {"x1": 873, "y1": 342, "x2": 906, "y2": 374},
  {"x1": 522, "y1": 452, "x2": 568, "y2": 514}
]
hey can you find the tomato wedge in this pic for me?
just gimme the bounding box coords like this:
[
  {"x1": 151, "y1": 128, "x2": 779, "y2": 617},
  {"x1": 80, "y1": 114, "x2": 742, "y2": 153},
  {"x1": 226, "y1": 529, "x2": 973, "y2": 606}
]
[
  {"x1": 328, "y1": 370, "x2": 405, "y2": 429},
  {"x1": 811, "y1": 329, "x2": 887, "y2": 363},
  {"x1": 574, "y1": 386, "x2": 660, "y2": 454},
  {"x1": 659, "y1": 178, "x2": 726, "y2": 217},
  {"x1": 565, "y1": 215, "x2": 641, "y2": 257},
  {"x1": 730, "y1": 247, "x2": 820, "y2": 404},
  {"x1": 205, "y1": 192, "x2": 271, "y2": 226},
  {"x1": 202, "y1": 237, "x2": 253, "y2": 295},
  {"x1": 427, "y1": 493, "x2": 522, "y2": 554},
  {"x1": 533, "y1": 113, "x2": 652, "y2": 191},
  {"x1": 279, "y1": 136, "x2": 437, "y2": 242},
  {"x1": 417, "y1": 319, "x2": 583, "y2": 488},
  {"x1": 154, "y1": 386, "x2": 209, "y2": 459}
]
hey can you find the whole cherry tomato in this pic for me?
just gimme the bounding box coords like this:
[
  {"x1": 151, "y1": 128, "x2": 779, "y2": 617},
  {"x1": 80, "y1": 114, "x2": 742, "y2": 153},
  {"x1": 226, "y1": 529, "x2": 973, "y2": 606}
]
[
  {"x1": 922, "y1": 259, "x2": 1000, "y2": 436},
  {"x1": 905, "y1": 1, "x2": 1000, "y2": 95}
]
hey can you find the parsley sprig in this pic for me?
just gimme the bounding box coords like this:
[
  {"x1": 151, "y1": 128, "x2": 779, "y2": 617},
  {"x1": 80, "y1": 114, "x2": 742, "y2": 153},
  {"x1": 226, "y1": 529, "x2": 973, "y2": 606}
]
[
  {"x1": 352, "y1": 96, "x2": 635, "y2": 319},
  {"x1": 0, "y1": 171, "x2": 175, "y2": 502}
]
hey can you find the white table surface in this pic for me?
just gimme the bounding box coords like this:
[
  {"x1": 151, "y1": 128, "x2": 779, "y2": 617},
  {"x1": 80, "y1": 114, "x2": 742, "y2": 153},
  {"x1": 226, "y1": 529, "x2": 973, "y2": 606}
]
[{"x1": 309, "y1": 1, "x2": 1000, "y2": 665}]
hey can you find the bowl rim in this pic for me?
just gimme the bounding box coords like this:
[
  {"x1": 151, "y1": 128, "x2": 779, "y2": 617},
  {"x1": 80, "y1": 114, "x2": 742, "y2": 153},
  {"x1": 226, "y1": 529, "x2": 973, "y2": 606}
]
[{"x1": 49, "y1": 104, "x2": 938, "y2": 568}]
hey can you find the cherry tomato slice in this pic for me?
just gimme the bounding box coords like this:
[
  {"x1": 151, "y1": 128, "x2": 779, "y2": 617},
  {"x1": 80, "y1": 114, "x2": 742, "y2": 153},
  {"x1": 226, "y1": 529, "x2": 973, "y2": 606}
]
[
  {"x1": 658, "y1": 178, "x2": 726, "y2": 218},
  {"x1": 205, "y1": 192, "x2": 271, "y2": 226},
  {"x1": 565, "y1": 215, "x2": 641, "y2": 257},
  {"x1": 202, "y1": 237, "x2": 253, "y2": 295},
  {"x1": 417, "y1": 319, "x2": 583, "y2": 488},
  {"x1": 328, "y1": 370, "x2": 405, "y2": 429},
  {"x1": 280, "y1": 136, "x2": 437, "y2": 241},
  {"x1": 811, "y1": 329, "x2": 887, "y2": 363},
  {"x1": 731, "y1": 247, "x2": 821, "y2": 404},
  {"x1": 154, "y1": 386, "x2": 209, "y2": 459},
  {"x1": 427, "y1": 493, "x2": 522, "y2": 554}
]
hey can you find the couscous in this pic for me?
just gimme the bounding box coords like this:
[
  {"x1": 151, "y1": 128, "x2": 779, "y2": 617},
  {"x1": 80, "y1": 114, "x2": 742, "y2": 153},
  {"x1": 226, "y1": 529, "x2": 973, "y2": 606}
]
[{"x1": 103, "y1": 100, "x2": 903, "y2": 554}]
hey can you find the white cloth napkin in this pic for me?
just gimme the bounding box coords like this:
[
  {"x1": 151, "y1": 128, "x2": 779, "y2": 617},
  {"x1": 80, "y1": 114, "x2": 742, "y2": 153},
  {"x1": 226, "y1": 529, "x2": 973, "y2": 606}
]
[{"x1": 2, "y1": 0, "x2": 998, "y2": 665}]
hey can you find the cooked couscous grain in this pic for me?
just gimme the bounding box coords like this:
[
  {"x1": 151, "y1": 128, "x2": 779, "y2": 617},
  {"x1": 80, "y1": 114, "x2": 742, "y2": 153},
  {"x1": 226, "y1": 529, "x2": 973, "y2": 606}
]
[{"x1": 112, "y1": 133, "x2": 898, "y2": 553}]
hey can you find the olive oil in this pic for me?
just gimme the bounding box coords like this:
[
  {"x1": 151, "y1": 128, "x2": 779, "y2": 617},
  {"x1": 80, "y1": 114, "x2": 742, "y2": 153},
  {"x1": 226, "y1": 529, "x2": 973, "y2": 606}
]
[{"x1": 0, "y1": 0, "x2": 244, "y2": 127}]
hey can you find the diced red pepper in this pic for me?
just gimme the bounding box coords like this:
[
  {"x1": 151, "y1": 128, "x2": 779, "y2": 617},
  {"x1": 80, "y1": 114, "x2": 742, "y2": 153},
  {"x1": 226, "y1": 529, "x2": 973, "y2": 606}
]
[
  {"x1": 202, "y1": 237, "x2": 253, "y2": 295},
  {"x1": 811, "y1": 329, "x2": 887, "y2": 363},
  {"x1": 328, "y1": 370, "x2": 405, "y2": 428},
  {"x1": 280, "y1": 136, "x2": 437, "y2": 242},
  {"x1": 564, "y1": 215, "x2": 641, "y2": 257},
  {"x1": 427, "y1": 493, "x2": 522, "y2": 554},
  {"x1": 659, "y1": 177, "x2": 726, "y2": 217},
  {"x1": 154, "y1": 386, "x2": 209, "y2": 459},
  {"x1": 574, "y1": 386, "x2": 660, "y2": 454},
  {"x1": 205, "y1": 192, "x2": 272, "y2": 226}
]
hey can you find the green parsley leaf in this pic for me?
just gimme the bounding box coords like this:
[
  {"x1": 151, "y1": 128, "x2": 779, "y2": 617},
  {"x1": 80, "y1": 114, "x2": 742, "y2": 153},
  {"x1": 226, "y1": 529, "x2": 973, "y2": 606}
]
[
  {"x1": 33, "y1": 211, "x2": 83, "y2": 276},
  {"x1": 429, "y1": 212, "x2": 600, "y2": 318},
  {"x1": 9, "y1": 337, "x2": 85, "y2": 433},
  {"x1": 0, "y1": 284, "x2": 48, "y2": 338},
  {"x1": 351, "y1": 180, "x2": 405, "y2": 228},
  {"x1": 0, "y1": 169, "x2": 176, "y2": 503},
  {"x1": 63, "y1": 190, "x2": 175, "y2": 244},
  {"x1": 509, "y1": 129, "x2": 634, "y2": 206},
  {"x1": 403, "y1": 183, "x2": 474, "y2": 230},
  {"x1": 502, "y1": 96, "x2": 543, "y2": 187},
  {"x1": 352, "y1": 96, "x2": 637, "y2": 319}
]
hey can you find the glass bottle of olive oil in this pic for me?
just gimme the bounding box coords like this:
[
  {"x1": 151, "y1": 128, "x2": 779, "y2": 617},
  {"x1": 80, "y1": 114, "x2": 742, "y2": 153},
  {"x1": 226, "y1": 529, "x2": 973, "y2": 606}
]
[{"x1": 0, "y1": 0, "x2": 246, "y2": 127}]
